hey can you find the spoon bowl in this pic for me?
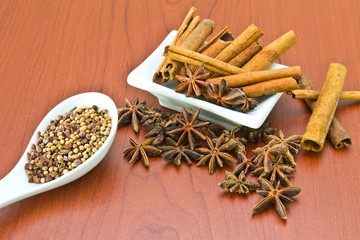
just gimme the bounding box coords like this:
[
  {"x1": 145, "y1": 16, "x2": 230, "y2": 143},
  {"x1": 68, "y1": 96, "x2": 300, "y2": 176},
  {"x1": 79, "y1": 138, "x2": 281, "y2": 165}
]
[{"x1": 0, "y1": 92, "x2": 118, "y2": 208}]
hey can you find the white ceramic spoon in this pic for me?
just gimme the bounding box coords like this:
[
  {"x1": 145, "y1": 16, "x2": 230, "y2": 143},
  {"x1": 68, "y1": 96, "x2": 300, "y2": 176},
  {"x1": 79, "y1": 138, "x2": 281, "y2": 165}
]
[{"x1": 0, "y1": 92, "x2": 118, "y2": 208}]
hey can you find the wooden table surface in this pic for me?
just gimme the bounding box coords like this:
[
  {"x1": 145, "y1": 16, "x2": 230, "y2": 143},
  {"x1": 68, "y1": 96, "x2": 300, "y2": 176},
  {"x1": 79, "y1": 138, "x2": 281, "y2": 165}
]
[{"x1": 1, "y1": 0, "x2": 359, "y2": 239}]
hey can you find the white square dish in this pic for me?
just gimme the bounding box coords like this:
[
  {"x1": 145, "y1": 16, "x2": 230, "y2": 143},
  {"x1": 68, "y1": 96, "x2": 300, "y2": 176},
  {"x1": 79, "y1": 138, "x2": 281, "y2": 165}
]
[{"x1": 127, "y1": 30, "x2": 287, "y2": 129}]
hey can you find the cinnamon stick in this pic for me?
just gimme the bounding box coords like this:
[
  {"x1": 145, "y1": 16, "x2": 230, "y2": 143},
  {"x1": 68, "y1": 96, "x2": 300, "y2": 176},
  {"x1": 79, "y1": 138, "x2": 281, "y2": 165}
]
[
  {"x1": 178, "y1": 27, "x2": 234, "y2": 77},
  {"x1": 153, "y1": 7, "x2": 198, "y2": 84},
  {"x1": 207, "y1": 66, "x2": 301, "y2": 87},
  {"x1": 228, "y1": 41, "x2": 262, "y2": 67},
  {"x1": 242, "y1": 30, "x2": 297, "y2": 72},
  {"x1": 214, "y1": 24, "x2": 264, "y2": 63},
  {"x1": 162, "y1": 19, "x2": 215, "y2": 81},
  {"x1": 240, "y1": 77, "x2": 299, "y2": 98},
  {"x1": 298, "y1": 75, "x2": 352, "y2": 149},
  {"x1": 197, "y1": 27, "x2": 234, "y2": 57},
  {"x1": 210, "y1": 41, "x2": 262, "y2": 78},
  {"x1": 301, "y1": 63, "x2": 347, "y2": 152},
  {"x1": 176, "y1": 16, "x2": 200, "y2": 46},
  {"x1": 163, "y1": 45, "x2": 246, "y2": 76},
  {"x1": 290, "y1": 89, "x2": 360, "y2": 100}
]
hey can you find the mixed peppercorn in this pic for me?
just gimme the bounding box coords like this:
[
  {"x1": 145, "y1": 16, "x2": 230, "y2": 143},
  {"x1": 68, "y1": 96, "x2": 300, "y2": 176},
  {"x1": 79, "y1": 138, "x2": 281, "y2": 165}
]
[{"x1": 25, "y1": 106, "x2": 111, "y2": 183}]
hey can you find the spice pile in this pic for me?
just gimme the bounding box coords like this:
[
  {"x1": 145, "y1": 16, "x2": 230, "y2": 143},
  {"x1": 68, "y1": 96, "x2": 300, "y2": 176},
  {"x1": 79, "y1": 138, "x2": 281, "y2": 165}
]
[
  {"x1": 119, "y1": 98, "x2": 302, "y2": 220},
  {"x1": 25, "y1": 106, "x2": 112, "y2": 183}
]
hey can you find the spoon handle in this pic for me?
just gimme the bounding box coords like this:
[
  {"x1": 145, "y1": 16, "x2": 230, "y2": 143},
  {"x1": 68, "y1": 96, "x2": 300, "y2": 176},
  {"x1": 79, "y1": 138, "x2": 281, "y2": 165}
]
[{"x1": 0, "y1": 155, "x2": 37, "y2": 208}]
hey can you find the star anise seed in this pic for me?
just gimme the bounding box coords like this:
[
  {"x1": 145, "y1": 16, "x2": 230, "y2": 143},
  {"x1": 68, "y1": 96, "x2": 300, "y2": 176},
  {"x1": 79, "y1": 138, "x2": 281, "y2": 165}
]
[
  {"x1": 118, "y1": 98, "x2": 149, "y2": 133},
  {"x1": 166, "y1": 107, "x2": 209, "y2": 150},
  {"x1": 196, "y1": 134, "x2": 238, "y2": 174},
  {"x1": 123, "y1": 138, "x2": 162, "y2": 167},
  {"x1": 159, "y1": 138, "x2": 203, "y2": 165},
  {"x1": 219, "y1": 170, "x2": 259, "y2": 194},
  {"x1": 252, "y1": 178, "x2": 301, "y2": 220},
  {"x1": 175, "y1": 63, "x2": 210, "y2": 97}
]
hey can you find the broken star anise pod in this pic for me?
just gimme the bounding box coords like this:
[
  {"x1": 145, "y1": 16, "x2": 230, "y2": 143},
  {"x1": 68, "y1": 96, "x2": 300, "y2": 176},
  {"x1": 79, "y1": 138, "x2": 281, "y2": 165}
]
[
  {"x1": 233, "y1": 152, "x2": 256, "y2": 175},
  {"x1": 144, "y1": 123, "x2": 178, "y2": 146},
  {"x1": 252, "y1": 178, "x2": 301, "y2": 220},
  {"x1": 196, "y1": 134, "x2": 238, "y2": 174},
  {"x1": 252, "y1": 140, "x2": 287, "y2": 172},
  {"x1": 223, "y1": 125, "x2": 247, "y2": 158},
  {"x1": 166, "y1": 107, "x2": 209, "y2": 150},
  {"x1": 219, "y1": 170, "x2": 259, "y2": 194},
  {"x1": 243, "y1": 122, "x2": 277, "y2": 143},
  {"x1": 206, "y1": 78, "x2": 258, "y2": 112},
  {"x1": 118, "y1": 98, "x2": 148, "y2": 133},
  {"x1": 252, "y1": 156, "x2": 296, "y2": 187},
  {"x1": 263, "y1": 130, "x2": 302, "y2": 154},
  {"x1": 123, "y1": 138, "x2": 162, "y2": 167},
  {"x1": 201, "y1": 123, "x2": 224, "y2": 139},
  {"x1": 159, "y1": 137, "x2": 203, "y2": 165},
  {"x1": 175, "y1": 63, "x2": 210, "y2": 97}
]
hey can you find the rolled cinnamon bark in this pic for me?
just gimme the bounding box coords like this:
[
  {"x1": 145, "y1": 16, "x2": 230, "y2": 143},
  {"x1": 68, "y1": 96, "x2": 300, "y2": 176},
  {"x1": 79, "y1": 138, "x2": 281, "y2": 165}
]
[
  {"x1": 197, "y1": 27, "x2": 234, "y2": 57},
  {"x1": 176, "y1": 16, "x2": 200, "y2": 46},
  {"x1": 242, "y1": 30, "x2": 297, "y2": 72},
  {"x1": 301, "y1": 63, "x2": 347, "y2": 151},
  {"x1": 298, "y1": 75, "x2": 353, "y2": 149},
  {"x1": 228, "y1": 41, "x2": 262, "y2": 67},
  {"x1": 163, "y1": 45, "x2": 246, "y2": 75},
  {"x1": 162, "y1": 19, "x2": 215, "y2": 80},
  {"x1": 178, "y1": 27, "x2": 234, "y2": 77},
  {"x1": 290, "y1": 89, "x2": 360, "y2": 100},
  {"x1": 214, "y1": 24, "x2": 264, "y2": 63},
  {"x1": 240, "y1": 77, "x2": 299, "y2": 98},
  {"x1": 153, "y1": 7, "x2": 198, "y2": 84},
  {"x1": 207, "y1": 66, "x2": 301, "y2": 87},
  {"x1": 210, "y1": 41, "x2": 263, "y2": 78}
]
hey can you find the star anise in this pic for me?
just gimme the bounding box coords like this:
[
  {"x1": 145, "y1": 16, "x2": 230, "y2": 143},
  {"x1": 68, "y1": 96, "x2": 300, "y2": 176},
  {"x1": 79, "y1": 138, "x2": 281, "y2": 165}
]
[
  {"x1": 175, "y1": 63, "x2": 210, "y2": 97},
  {"x1": 144, "y1": 123, "x2": 179, "y2": 146},
  {"x1": 223, "y1": 125, "x2": 247, "y2": 158},
  {"x1": 196, "y1": 134, "x2": 238, "y2": 174},
  {"x1": 166, "y1": 107, "x2": 209, "y2": 150},
  {"x1": 233, "y1": 152, "x2": 256, "y2": 175},
  {"x1": 252, "y1": 156, "x2": 296, "y2": 187},
  {"x1": 123, "y1": 138, "x2": 162, "y2": 167},
  {"x1": 243, "y1": 122, "x2": 277, "y2": 143},
  {"x1": 218, "y1": 170, "x2": 259, "y2": 194},
  {"x1": 206, "y1": 78, "x2": 258, "y2": 112},
  {"x1": 118, "y1": 98, "x2": 148, "y2": 133},
  {"x1": 252, "y1": 178, "x2": 301, "y2": 220},
  {"x1": 159, "y1": 138, "x2": 203, "y2": 165},
  {"x1": 141, "y1": 106, "x2": 170, "y2": 127},
  {"x1": 263, "y1": 130, "x2": 302, "y2": 154},
  {"x1": 252, "y1": 140, "x2": 287, "y2": 172}
]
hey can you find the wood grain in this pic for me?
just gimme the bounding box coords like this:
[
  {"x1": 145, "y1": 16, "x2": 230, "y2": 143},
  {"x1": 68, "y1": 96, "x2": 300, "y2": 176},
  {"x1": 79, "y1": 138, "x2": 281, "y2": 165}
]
[{"x1": 0, "y1": 0, "x2": 359, "y2": 239}]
